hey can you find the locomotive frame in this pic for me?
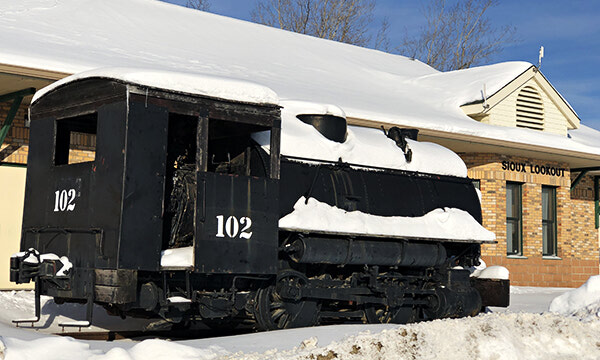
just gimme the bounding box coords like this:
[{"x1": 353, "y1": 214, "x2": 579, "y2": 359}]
[{"x1": 10, "y1": 74, "x2": 509, "y2": 330}]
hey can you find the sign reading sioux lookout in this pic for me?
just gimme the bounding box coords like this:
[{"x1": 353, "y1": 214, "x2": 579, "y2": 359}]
[{"x1": 501, "y1": 161, "x2": 566, "y2": 177}]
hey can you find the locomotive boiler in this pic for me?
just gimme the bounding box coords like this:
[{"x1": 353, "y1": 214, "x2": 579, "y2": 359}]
[{"x1": 10, "y1": 68, "x2": 509, "y2": 331}]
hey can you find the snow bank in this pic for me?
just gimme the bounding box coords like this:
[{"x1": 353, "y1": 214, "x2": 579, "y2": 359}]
[
  {"x1": 6, "y1": 313, "x2": 597, "y2": 360},
  {"x1": 279, "y1": 196, "x2": 495, "y2": 243},
  {"x1": 549, "y1": 275, "x2": 600, "y2": 321},
  {"x1": 160, "y1": 247, "x2": 194, "y2": 269},
  {"x1": 32, "y1": 67, "x2": 279, "y2": 105},
  {"x1": 218, "y1": 313, "x2": 600, "y2": 360},
  {"x1": 1, "y1": 290, "x2": 599, "y2": 360},
  {"x1": 1, "y1": 333, "x2": 227, "y2": 360},
  {"x1": 253, "y1": 101, "x2": 468, "y2": 177}
]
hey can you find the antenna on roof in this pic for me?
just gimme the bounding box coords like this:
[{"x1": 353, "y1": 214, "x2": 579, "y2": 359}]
[
  {"x1": 537, "y1": 46, "x2": 544, "y2": 69},
  {"x1": 482, "y1": 84, "x2": 489, "y2": 109}
]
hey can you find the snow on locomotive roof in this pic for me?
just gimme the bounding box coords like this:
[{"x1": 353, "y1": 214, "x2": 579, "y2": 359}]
[
  {"x1": 31, "y1": 67, "x2": 279, "y2": 106},
  {"x1": 253, "y1": 101, "x2": 468, "y2": 177},
  {"x1": 280, "y1": 197, "x2": 495, "y2": 243}
]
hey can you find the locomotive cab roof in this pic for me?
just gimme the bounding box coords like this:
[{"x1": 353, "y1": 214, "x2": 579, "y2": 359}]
[{"x1": 30, "y1": 67, "x2": 281, "y2": 121}]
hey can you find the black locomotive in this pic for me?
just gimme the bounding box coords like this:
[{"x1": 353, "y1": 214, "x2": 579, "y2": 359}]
[{"x1": 10, "y1": 70, "x2": 508, "y2": 330}]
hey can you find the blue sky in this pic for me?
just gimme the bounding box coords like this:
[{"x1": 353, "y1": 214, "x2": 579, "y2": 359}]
[{"x1": 163, "y1": 0, "x2": 600, "y2": 130}]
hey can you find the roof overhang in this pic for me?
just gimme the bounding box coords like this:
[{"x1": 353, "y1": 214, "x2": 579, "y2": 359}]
[
  {"x1": 0, "y1": 63, "x2": 68, "y2": 105},
  {"x1": 460, "y1": 66, "x2": 580, "y2": 130}
]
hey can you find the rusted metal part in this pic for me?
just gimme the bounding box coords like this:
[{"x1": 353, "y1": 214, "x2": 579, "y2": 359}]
[{"x1": 471, "y1": 278, "x2": 510, "y2": 308}]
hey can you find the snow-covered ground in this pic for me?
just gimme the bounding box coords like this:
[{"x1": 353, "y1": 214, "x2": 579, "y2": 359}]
[{"x1": 1, "y1": 278, "x2": 599, "y2": 360}]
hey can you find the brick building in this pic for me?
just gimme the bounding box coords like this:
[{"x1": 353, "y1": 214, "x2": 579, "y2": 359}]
[
  {"x1": 449, "y1": 69, "x2": 599, "y2": 287},
  {"x1": 462, "y1": 154, "x2": 597, "y2": 287},
  {"x1": 349, "y1": 66, "x2": 600, "y2": 288},
  {"x1": 1, "y1": 0, "x2": 599, "y2": 289}
]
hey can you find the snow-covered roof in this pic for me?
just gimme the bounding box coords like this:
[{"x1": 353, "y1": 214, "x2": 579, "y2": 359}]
[
  {"x1": 2, "y1": 0, "x2": 600, "y2": 160},
  {"x1": 566, "y1": 124, "x2": 600, "y2": 149}
]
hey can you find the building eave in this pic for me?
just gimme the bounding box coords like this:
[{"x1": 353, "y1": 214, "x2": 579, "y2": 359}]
[
  {"x1": 0, "y1": 63, "x2": 70, "y2": 81},
  {"x1": 347, "y1": 117, "x2": 600, "y2": 168},
  {"x1": 0, "y1": 63, "x2": 70, "y2": 105}
]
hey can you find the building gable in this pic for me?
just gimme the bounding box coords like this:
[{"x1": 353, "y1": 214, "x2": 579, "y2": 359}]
[{"x1": 461, "y1": 66, "x2": 580, "y2": 136}]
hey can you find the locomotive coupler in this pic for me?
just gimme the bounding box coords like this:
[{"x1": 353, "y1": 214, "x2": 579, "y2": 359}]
[
  {"x1": 10, "y1": 248, "x2": 76, "y2": 327},
  {"x1": 10, "y1": 248, "x2": 72, "y2": 284},
  {"x1": 10, "y1": 248, "x2": 41, "y2": 284}
]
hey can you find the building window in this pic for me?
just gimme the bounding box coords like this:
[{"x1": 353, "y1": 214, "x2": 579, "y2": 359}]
[
  {"x1": 516, "y1": 86, "x2": 544, "y2": 131},
  {"x1": 542, "y1": 186, "x2": 557, "y2": 256},
  {"x1": 472, "y1": 179, "x2": 480, "y2": 190},
  {"x1": 506, "y1": 182, "x2": 522, "y2": 255}
]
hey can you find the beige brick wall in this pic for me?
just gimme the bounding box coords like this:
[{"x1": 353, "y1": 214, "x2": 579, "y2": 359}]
[{"x1": 462, "y1": 152, "x2": 599, "y2": 287}]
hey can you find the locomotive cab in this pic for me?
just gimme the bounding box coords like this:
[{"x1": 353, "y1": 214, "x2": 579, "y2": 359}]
[{"x1": 10, "y1": 69, "x2": 281, "y2": 326}]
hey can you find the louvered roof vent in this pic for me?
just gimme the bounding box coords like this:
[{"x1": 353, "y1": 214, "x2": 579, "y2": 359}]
[{"x1": 516, "y1": 86, "x2": 544, "y2": 131}]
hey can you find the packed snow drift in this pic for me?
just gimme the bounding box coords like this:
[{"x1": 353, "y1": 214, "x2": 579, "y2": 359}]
[
  {"x1": 279, "y1": 197, "x2": 495, "y2": 243},
  {"x1": 549, "y1": 275, "x2": 600, "y2": 322},
  {"x1": 1, "y1": 277, "x2": 599, "y2": 359}
]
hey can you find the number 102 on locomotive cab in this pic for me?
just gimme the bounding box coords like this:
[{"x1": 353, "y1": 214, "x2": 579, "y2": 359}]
[
  {"x1": 216, "y1": 215, "x2": 253, "y2": 239},
  {"x1": 53, "y1": 189, "x2": 77, "y2": 212}
]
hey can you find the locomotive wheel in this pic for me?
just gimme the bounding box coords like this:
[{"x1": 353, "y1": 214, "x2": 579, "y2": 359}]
[
  {"x1": 364, "y1": 304, "x2": 417, "y2": 324},
  {"x1": 254, "y1": 271, "x2": 319, "y2": 330}
]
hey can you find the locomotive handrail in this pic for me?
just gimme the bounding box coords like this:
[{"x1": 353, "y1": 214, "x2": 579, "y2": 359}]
[
  {"x1": 279, "y1": 227, "x2": 496, "y2": 244},
  {"x1": 23, "y1": 227, "x2": 103, "y2": 234},
  {"x1": 22, "y1": 227, "x2": 106, "y2": 258},
  {"x1": 304, "y1": 163, "x2": 322, "y2": 204},
  {"x1": 282, "y1": 155, "x2": 473, "y2": 183}
]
